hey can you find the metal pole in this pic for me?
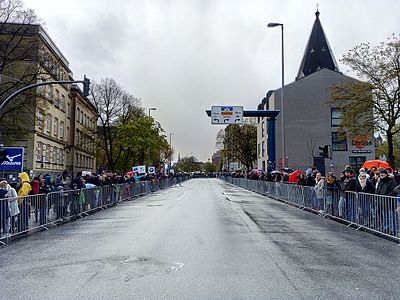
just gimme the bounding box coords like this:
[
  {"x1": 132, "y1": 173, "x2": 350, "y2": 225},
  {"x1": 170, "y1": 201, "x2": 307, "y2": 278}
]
[
  {"x1": 147, "y1": 108, "x2": 156, "y2": 169},
  {"x1": 169, "y1": 133, "x2": 173, "y2": 173},
  {"x1": 280, "y1": 24, "x2": 285, "y2": 169},
  {"x1": 0, "y1": 78, "x2": 88, "y2": 115}
]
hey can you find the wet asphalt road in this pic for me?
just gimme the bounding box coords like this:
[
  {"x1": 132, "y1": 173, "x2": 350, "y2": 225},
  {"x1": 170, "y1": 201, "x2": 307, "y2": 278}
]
[{"x1": 0, "y1": 179, "x2": 399, "y2": 299}]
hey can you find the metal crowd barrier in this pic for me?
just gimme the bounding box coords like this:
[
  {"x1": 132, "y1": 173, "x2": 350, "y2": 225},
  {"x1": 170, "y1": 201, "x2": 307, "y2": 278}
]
[
  {"x1": 221, "y1": 176, "x2": 400, "y2": 240},
  {"x1": 0, "y1": 177, "x2": 189, "y2": 245}
]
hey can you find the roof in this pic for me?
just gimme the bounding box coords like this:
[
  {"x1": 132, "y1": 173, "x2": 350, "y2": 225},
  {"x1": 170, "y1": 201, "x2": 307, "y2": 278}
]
[
  {"x1": 296, "y1": 10, "x2": 340, "y2": 80},
  {"x1": 0, "y1": 23, "x2": 71, "y2": 72}
]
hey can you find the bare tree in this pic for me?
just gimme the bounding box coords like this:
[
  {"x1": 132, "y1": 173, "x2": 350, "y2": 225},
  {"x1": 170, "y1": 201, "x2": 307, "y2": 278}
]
[
  {"x1": 305, "y1": 137, "x2": 316, "y2": 163},
  {"x1": 89, "y1": 77, "x2": 141, "y2": 171},
  {"x1": 0, "y1": 0, "x2": 43, "y2": 141}
]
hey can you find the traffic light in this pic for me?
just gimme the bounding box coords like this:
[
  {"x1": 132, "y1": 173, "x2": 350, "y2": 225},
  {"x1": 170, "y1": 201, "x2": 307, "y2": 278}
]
[
  {"x1": 83, "y1": 75, "x2": 90, "y2": 97},
  {"x1": 318, "y1": 145, "x2": 329, "y2": 158}
]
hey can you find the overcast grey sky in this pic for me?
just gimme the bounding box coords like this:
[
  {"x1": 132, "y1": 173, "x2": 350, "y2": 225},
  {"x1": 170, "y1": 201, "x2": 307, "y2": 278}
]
[{"x1": 24, "y1": 0, "x2": 400, "y2": 162}]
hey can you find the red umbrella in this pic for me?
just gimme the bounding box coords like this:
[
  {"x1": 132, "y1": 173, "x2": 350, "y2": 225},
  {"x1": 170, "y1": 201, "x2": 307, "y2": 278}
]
[
  {"x1": 289, "y1": 170, "x2": 302, "y2": 183},
  {"x1": 127, "y1": 171, "x2": 135, "y2": 175},
  {"x1": 361, "y1": 160, "x2": 392, "y2": 172}
]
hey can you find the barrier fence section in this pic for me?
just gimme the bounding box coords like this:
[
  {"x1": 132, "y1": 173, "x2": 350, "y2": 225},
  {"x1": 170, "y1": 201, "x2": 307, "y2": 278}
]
[
  {"x1": 222, "y1": 176, "x2": 400, "y2": 240},
  {"x1": 0, "y1": 176, "x2": 188, "y2": 245}
]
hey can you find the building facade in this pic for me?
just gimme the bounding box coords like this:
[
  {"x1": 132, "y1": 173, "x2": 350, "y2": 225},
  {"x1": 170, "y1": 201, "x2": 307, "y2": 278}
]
[
  {"x1": 0, "y1": 24, "x2": 97, "y2": 177},
  {"x1": 67, "y1": 85, "x2": 97, "y2": 175},
  {"x1": 257, "y1": 11, "x2": 375, "y2": 175}
]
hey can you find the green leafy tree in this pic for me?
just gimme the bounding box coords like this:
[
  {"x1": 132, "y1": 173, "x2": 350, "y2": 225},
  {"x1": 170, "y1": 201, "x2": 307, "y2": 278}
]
[
  {"x1": 174, "y1": 156, "x2": 201, "y2": 173},
  {"x1": 216, "y1": 119, "x2": 257, "y2": 171},
  {"x1": 117, "y1": 115, "x2": 170, "y2": 171},
  {"x1": 89, "y1": 77, "x2": 141, "y2": 171},
  {"x1": 329, "y1": 35, "x2": 400, "y2": 168},
  {"x1": 203, "y1": 161, "x2": 217, "y2": 173}
]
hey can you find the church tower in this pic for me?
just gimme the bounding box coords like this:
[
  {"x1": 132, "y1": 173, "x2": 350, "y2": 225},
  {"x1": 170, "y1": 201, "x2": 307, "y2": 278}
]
[{"x1": 296, "y1": 10, "x2": 340, "y2": 80}]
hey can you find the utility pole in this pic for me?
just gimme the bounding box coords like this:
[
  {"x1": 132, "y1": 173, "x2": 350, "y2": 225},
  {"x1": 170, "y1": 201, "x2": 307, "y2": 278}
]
[{"x1": 147, "y1": 107, "x2": 156, "y2": 169}]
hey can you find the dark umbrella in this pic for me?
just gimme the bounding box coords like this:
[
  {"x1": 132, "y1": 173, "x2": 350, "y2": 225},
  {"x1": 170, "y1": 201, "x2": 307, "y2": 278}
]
[{"x1": 270, "y1": 170, "x2": 283, "y2": 175}]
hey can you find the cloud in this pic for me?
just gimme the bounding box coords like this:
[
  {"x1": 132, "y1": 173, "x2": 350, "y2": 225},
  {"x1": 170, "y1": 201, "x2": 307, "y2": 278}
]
[{"x1": 24, "y1": 0, "x2": 400, "y2": 161}]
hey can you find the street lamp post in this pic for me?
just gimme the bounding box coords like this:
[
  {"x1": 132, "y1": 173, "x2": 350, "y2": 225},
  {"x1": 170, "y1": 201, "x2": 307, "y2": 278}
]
[
  {"x1": 148, "y1": 108, "x2": 156, "y2": 168},
  {"x1": 169, "y1": 133, "x2": 174, "y2": 174},
  {"x1": 268, "y1": 22, "x2": 286, "y2": 169}
]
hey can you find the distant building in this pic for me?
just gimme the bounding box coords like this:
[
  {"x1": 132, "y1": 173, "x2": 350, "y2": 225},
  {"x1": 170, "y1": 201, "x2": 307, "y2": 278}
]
[
  {"x1": 211, "y1": 150, "x2": 221, "y2": 167},
  {"x1": 0, "y1": 24, "x2": 97, "y2": 177},
  {"x1": 257, "y1": 11, "x2": 375, "y2": 175}
]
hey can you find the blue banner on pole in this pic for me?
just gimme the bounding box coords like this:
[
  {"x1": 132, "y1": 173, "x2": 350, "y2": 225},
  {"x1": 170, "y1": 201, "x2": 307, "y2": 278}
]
[{"x1": 0, "y1": 147, "x2": 24, "y2": 172}]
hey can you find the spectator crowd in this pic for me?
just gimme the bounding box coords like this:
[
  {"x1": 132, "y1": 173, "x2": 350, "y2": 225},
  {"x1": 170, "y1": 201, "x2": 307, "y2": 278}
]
[{"x1": 220, "y1": 165, "x2": 400, "y2": 236}]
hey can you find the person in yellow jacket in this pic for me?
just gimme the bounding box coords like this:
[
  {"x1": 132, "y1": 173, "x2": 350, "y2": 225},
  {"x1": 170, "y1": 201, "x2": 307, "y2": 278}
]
[{"x1": 17, "y1": 172, "x2": 32, "y2": 232}]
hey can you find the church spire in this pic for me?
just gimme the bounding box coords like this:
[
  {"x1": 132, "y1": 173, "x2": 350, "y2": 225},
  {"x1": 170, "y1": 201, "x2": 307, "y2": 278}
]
[{"x1": 296, "y1": 10, "x2": 340, "y2": 80}]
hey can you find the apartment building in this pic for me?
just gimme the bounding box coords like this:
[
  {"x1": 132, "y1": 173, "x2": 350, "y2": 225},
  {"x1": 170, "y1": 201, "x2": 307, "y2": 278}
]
[
  {"x1": 0, "y1": 24, "x2": 97, "y2": 177},
  {"x1": 67, "y1": 84, "x2": 97, "y2": 175},
  {"x1": 257, "y1": 11, "x2": 375, "y2": 175}
]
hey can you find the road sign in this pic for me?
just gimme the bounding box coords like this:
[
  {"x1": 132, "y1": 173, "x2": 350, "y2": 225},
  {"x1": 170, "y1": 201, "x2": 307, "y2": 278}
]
[
  {"x1": 148, "y1": 166, "x2": 155, "y2": 174},
  {"x1": 211, "y1": 106, "x2": 243, "y2": 125},
  {"x1": 0, "y1": 147, "x2": 24, "y2": 172},
  {"x1": 132, "y1": 165, "x2": 146, "y2": 174}
]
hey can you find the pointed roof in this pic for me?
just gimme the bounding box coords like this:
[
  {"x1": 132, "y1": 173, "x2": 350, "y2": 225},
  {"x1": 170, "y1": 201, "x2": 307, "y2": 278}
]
[{"x1": 296, "y1": 10, "x2": 340, "y2": 80}]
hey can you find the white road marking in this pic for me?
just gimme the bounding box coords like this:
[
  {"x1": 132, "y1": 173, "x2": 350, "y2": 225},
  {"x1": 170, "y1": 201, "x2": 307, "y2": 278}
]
[
  {"x1": 170, "y1": 262, "x2": 184, "y2": 272},
  {"x1": 177, "y1": 188, "x2": 189, "y2": 200}
]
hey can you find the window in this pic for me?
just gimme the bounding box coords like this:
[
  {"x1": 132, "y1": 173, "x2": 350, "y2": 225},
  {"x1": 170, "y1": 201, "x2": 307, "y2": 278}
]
[
  {"x1": 59, "y1": 121, "x2": 64, "y2": 139},
  {"x1": 81, "y1": 111, "x2": 83, "y2": 124},
  {"x1": 53, "y1": 118, "x2": 58, "y2": 136},
  {"x1": 47, "y1": 86, "x2": 54, "y2": 102},
  {"x1": 37, "y1": 111, "x2": 43, "y2": 130},
  {"x1": 258, "y1": 143, "x2": 261, "y2": 158},
  {"x1": 36, "y1": 142, "x2": 42, "y2": 161},
  {"x1": 81, "y1": 134, "x2": 85, "y2": 149},
  {"x1": 261, "y1": 121, "x2": 265, "y2": 138},
  {"x1": 61, "y1": 94, "x2": 66, "y2": 111},
  {"x1": 262, "y1": 141, "x2": 265, "y2": 157},
  {"x1": 45, "y1": 144, "x2": 50, "y2": 162},
  {"x1": 55, "y1": 89, "x2": 60, "y2": 107},
  {"x1": 61, "y1": 149, "x2": 64, "y2": 164},
  {"x1": 331, "y1": 108, "x2": 342, "y2": 127},
  {"x1": 67, "y1": 102, "x2": 70, "y2": 117},
  {"x1": 46, "y1": 114, "x2": 52, "y2": 133},
  {"x1": 38, "y1": 78, "x2": 45, "y2": 96},
  {"x1": 66, "y1": 126, "x2": 69, "y2": 143},
  {"x1": 56, "y1": 148, "x2": 60, "y2": 164},
  {"x1": 77, "y1": 107, "x2": 80, "y2": 122},
  {"x1": 349, "y1": 157, "x2": 366, "y2": 170},
  {"x1": 76, "y1": 129, "x2": 80, "y2": 145},
  {"x1": 53, "y1": 146, "x2": 57, "y2": 163},
  {"x1": 332, "y1": 132, "x2": 347, "y2": 151}
]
